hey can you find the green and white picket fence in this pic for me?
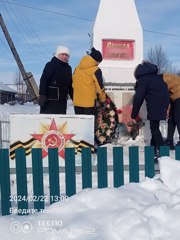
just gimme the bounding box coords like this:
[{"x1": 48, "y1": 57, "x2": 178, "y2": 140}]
[{"x1": 0, "y1": 146, "x2": 180, "y2": 216}]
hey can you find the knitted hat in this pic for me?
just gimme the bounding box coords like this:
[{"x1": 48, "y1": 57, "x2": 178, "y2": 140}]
[
  {"x1": 143, "y1": 61, "x2": 158, "y2": 72},
  {"x1": 90, "y1": 47, "x2": 103, "y2": 62},
  {"x1": 55, "y1": 46, "x2": 70, "y2": 57}
]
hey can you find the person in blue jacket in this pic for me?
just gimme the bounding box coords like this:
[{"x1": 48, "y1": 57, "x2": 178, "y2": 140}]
[{"x1": 131, "y1": 61, "x2": 170, "y2": 158}]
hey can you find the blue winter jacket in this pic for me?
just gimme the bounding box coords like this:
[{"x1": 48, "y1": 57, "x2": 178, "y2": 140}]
[{"x1": 131, "y1": 62, "x2": 170, "y2": 121}]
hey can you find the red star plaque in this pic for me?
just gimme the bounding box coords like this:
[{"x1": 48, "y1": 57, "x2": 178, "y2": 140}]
[{"x1": 32, "y1": 119, "x2": 75, "y2": 159}]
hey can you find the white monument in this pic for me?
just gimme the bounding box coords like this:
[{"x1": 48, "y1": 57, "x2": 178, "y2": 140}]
[
  {"x1": 91, "y1": 0, "x2": 143, "y2": 121},
  {"x1": 92, "y1": 0, "x2": 143, "y2": 84}
]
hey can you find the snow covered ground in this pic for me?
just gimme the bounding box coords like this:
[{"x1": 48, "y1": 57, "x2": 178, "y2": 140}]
[
  {"x1": 1, "y1": 157, "x2": 180, "y2": 240},
  {"x1": 0, "y1": 101, "x2": 180, "y2": 239},
  {"x1": 0, "y1": 99, "x2": 74, "y2": 115}
]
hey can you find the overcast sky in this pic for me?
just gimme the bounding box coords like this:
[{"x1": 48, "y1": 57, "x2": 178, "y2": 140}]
[{"x1": 0, "y1": 0, "x2": 180, "y2": 84}]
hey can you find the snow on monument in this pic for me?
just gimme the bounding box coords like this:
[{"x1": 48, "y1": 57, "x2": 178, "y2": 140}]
[{"x1": 91, "y1": 0, "x2": 143, "y2": 123}]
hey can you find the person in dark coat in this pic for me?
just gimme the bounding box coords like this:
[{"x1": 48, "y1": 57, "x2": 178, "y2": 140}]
[
  {"x1": 131, "y1": 61, "x2": 170, "y2": 156},
  {"x1": 38, "y1": 46, "x2": 73, "y2": 114}
]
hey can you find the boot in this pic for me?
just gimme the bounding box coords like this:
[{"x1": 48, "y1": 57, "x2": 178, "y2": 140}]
[{"x1": 154, "y1": 147, "x2": 160, "y2": 164}]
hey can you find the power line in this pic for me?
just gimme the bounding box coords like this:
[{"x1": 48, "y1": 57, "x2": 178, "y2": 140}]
[
  {"x1": 10, "y1": 0, "x2": 52, "y2": 58},
  {"x1": 144, "y1": 29, "x2": 180, "y2": 38},
  {"x1": 1, "y1": 0, "x2": 180, "y2": 38},
  {"x1": 0, "y1": 36, "x2": 11, "y2": 52},
  {"x1": 0, "y1": 2, "x2": 48, "y2": 62},
  {"x1": 0, "y1": 0, "x2": 94, "y2": 21}
]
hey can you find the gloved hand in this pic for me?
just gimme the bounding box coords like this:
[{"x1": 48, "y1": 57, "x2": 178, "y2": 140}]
[{"x1": 38, "y1": 95, "x2": 47, "y2": 106}]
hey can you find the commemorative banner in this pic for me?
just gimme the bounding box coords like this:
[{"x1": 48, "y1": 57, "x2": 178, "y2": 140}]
[{"x1": 10, "y1": 114, "x2": 95, "y2": 167}]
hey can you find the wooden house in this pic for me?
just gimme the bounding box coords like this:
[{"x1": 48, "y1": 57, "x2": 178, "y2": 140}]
[{"x1": 0, "y1": 82, "x2": 17, "y2": 104}]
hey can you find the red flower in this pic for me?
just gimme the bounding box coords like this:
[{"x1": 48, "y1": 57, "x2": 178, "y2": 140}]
[
  {"x1": 100, "y1": 123, "x2": 106, "y2": 129},
  {"x1": 106, "y1": 98, "x2": 111, "y2": 104},
  {"x1": 116, "y1": 109, "x2": 122, "y2": 114},
  {"x1": 135, "y1": 115, "x2": 140, "y2": 122}
]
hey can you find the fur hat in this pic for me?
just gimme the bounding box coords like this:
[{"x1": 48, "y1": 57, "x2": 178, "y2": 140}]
[
  {"x1": 55, "y1": 46, "x2": 70, "y2": 57},
  {"x1": 90, "y1": 47, "x2": 103, "y2": 62}
]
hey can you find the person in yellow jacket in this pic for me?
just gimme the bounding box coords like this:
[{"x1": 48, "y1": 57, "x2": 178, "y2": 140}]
[
  {"x1": 163, "y1": 73, "x2": 180, "y2": 148},
  {"x1": 72, "y1": 47, "x2": 106, "y2": 115}
]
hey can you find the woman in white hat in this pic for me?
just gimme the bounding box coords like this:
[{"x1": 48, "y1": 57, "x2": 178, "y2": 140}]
[{"x1": 38, "y1": 45, "x2": 73, "y2": 114}]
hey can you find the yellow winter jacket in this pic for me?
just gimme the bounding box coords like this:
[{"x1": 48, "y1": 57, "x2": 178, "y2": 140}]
[
  {"x1": 163, "y1": 73, "x2": 180, "y2": 101},
  {"x1": 72, "y1": 55, "x2": 106, "y2": 107}
]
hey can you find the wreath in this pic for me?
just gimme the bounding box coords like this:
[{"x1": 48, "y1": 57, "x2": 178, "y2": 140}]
[{"x1": 95, "y1": 95, "x2": 119, "y2": 145}]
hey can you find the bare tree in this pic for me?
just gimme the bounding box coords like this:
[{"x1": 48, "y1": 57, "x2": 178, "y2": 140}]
[
  {"x1": 176, "y1": 70, "x2": 180, "y2": 76},
  {"x1": 146, "y1": 45, "x2": 173, "y2": 73}
]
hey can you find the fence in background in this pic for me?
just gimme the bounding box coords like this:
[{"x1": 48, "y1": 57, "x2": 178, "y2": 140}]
[
  {"x1": 0, "y1": 114, "x2": 10, "y2": 148},
  {"x1": 0, "y1": 146, "x2": 180, "y2": 216}
]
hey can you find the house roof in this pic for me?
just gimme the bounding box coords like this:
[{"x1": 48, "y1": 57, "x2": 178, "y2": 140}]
[{"x1": 0, "y1": 82, "x2": 17, "y2": 93}]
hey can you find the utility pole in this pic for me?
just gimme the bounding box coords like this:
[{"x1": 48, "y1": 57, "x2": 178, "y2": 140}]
[{"x1": 0, "y1": 13, "x2": 39, "y2": 103}]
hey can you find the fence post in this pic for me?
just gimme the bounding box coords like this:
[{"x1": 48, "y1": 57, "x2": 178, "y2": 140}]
[
  {"x1": 32, "y1": 148, "x2": 44, "y2": 210},
  {"x1": 129, "y1": 146, "x2": 139, "y2": 183},
  {"x1": 175, "y1": 146, "x2": 180, "y2": 160},
  {"x1": 97, "y1": 147, "x2": 108, "y2": 188},
  {"x1": 65, "y1": 148, "x2": 76, "y2": 197},
  {"x1": 113, "y1": 147, "x2": 124, "y2": 187},
  {"x1": 82, "y1": 148, "x2": 92, "y2": 189},
  {"x1": 0, "y1": 149, "x2": 11, "y2": 215},
  {"x1": 144, "y1": 146, "x2": 155, "y2": 178},
  {"x1": 0, "y1": 120, "x2": 2, "y2": 148},
  {"x1": 15, "y1": 148, "x2": 28, "y2": 215},
  {"x1": 48, "y1": 148, "x2": 60, "y2": 204},
  {"x1": 159, "y1": 146, "x2": 169, "y2": 157}
]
